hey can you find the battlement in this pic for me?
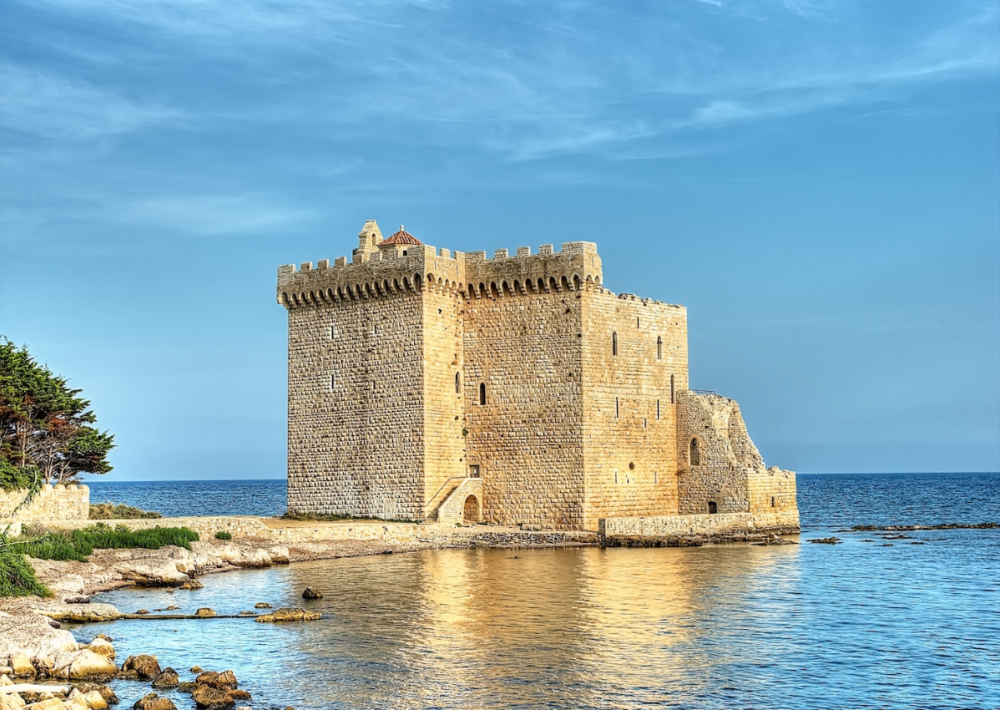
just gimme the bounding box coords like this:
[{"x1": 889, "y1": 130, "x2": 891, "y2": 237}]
[{"x1": 277, "y1": 220, "x2": 604, "y2": 308}]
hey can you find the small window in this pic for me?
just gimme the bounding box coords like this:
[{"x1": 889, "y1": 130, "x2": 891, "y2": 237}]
[
  {"x1": 643, "y1": 418, "x2": 647, "y2": 428},
  {"x1": 656, "y1": 400, "x2": 661, "y2": 420},
  {"x1": 330, "y1": 374, "x2": 336, "y2": 389},
  {"x1": 455, "y1": 372, "x2": 461, "y2": 394},
  {"x1": 657, "y1": 337, "x2": 662, "y2": 360},
  {"x1": 470, "y1": 465, "x2": 480, "y2": 478},
  {"x1": 479, "y1": 382, "x2": 486, "y2": 406},
  {"x1": 373, "y1": 324, "x2": 380, "y2": 336},
  {"x1": 329, "y1": 325, "x2": 338, "y2": 339},
  {"x1": 654, "y1": 472, "x2": 658, "y2": 484},
  {"x1": 636, "y1": 317, "x2": 640, "y2": 328},
  {"x1": 612, "y1": 332, "x2": 618, "y2": 356},
  {"x1": 402, "y1": 250, "x2": 408, "y2": 256},
  {"x1": 771, "y1": 496, "x2": 776, "y2": 508},
  {"x1": 615, "y1": 397, "x2": 619, "y2": 419},
  {"x1": 670, "y1": 374, "x2": 675, "y2": 404},
  {"x1": 708, "y1": 501, "x2": 718, "y2": 514},
  {"x1": 689, "y1": 438, "x2": 701, "y2": 466}
]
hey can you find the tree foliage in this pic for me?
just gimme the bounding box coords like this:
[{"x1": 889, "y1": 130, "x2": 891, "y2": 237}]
[{"x1": 0, "y1": 337, "x2": 114, "y2": 487}]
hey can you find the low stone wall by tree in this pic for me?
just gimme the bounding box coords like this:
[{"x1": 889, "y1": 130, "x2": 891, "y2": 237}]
[{"x1": 0, "y1": 484, "x2": 89, "y2": 525}]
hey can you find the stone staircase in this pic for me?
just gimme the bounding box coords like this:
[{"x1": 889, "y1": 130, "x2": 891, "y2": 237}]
[{"x1": 425, "y1": 477, "x2": 467, "y2": 521}]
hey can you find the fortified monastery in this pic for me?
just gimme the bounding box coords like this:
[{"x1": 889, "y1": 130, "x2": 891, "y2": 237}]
[{"x1": 277, "y1": 221, "x2": 798, "y2": 533}]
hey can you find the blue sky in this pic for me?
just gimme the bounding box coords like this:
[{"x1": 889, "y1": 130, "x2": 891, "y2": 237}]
[{"x1": 1, "y1": 0, "x2": 997, "y2": 481}]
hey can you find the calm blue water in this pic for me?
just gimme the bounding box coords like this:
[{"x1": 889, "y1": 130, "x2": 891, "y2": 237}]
[{"x1": 77, "y1": 473, "x2": 1000, "y2": 710}]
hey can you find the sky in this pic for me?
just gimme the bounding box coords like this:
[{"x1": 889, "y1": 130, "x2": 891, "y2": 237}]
[{"x1": 1, "y1": 0, "x2": 998, "y2": 481}]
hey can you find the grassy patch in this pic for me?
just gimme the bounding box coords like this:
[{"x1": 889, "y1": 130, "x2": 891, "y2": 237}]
[
  {"x1": 17, "y1": 524, "x2": 200, "y2": 563},
  {"x1": 0, "y1": 547, "x2": 50, "y2": 597},
  {"x1": 90, "y1": 502, "x2": 163, "y2": 519},
  {"x1": 214, "y1": 530, "x2": 232, "y2": 540}
]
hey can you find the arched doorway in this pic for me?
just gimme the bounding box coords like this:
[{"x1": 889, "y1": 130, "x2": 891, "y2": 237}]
[{"x1": 463, "y1": 495, "x2": 481, "y2": 524}]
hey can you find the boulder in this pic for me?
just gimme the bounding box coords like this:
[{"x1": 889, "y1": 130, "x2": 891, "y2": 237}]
[
  {"x1": 180, "y1": 580, "x2": 204, "y2": 590},
  {"x1": 117, "y1": 560, "x2": 191, "y2": 587},
  {"x1": 83, "y1": 690, "x2": 109, "y2": 710},
  {"x1": 255, "y1": 608, "x2": 321, "y2": 623},
  {"x1": 120, "y1": 654, "x2": 161, "y2": 680},
  {"x1": 301, "y1": 588, "x2": 322, "y2": 600},
  {"x1": 87, "y1": 638, "x2": 116, "y2": 660},
  {"x1": 62, "y1": 595, "x2": 91, "y2": 605},
  {"x1": 133, "y1": 693, "x2": 176, "y2": 710},
  {"x1": 267, "y1": 546, "x2": 290, "y2": 564},
  {"x1": 34, "y1": 603, "x2": 123, "y2": 623},
  {"x1": 75, "y1": 683, "x2": 118, "y2": 706},
  {"x1": 190, "y1": 666, "x2": 203, "y2": 673},
  {"x1": 194, "y1": 608, "x2": 216, "y2": 618},
  {"x1": 228, "y1": 690, "x2": 251, "y2": 701},
  {"x1": 9, "y1": 654, "x2": 34, "y2": 677},
  {"x1": 20, "y1": 698, "x2": 61, "y2": 710},
  {"x1": 238, "y1": 549, "x2": 272, "y2": 568},
  {"x1": 195, "y1": 670, "x2": 237, "y2": 690},
  {"x1": 253, "y1": 603, "x2": 271, "y2": 609},
  {"x1": 151, "y1": 668, "x2": 180, "y2": 689},
  {"x1": 52, "y1": 649, "x2": 117, "y2": 681},
  {"x1": 191, "y1": 685, "x2": 234, "y2": 709}
]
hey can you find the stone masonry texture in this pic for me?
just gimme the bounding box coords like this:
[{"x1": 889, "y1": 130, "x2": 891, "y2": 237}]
[{"x1": 278, "y1": 220, "x2": 799, "y2": 532}]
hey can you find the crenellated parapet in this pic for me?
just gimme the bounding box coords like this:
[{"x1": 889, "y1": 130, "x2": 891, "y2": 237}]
[{"x1": 276, "y1": 220, "x2": 606, "y2": 309}]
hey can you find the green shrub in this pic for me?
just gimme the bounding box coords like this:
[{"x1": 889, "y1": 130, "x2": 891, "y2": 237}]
[
  {"x1": 89, "y1": 502, "x2": 162, "y2": 520},
  {"x1": 17, "y1": 524, "x2": 200, "y2": 563},
  {"x1": 0, "y1": 460, "x2": 39, "y2": 492},
  {"x1": 214, "y1": 530, "x2": 232, "y2": 540},
  {"x1": 0, "y1": 547, "x2": 50, "y2": 597}
]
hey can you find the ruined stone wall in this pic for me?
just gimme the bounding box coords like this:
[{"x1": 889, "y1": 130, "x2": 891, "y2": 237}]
[
  {"x1": 748, "y1": 466, "x2": 799, "y2": 529},
  {"x1": 463, "y1": 289, "x2": 586, "y2": 529},
  {"x1": 0, "y1": 484, "x2": 90, "y2": 523},
  {"x1": 579, "y1": 291, "x2": 688, "y2": 530},
  {"x1": 286, "y1": 293, "x2": 426, "y2": 520},
  {"x1": 676, "y1": 391, "x2": 761, "y2": 515}
]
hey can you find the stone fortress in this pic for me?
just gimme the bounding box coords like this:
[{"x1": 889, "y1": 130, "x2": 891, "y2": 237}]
[{"x1": 277, "y1": 221, "x2": 798, "y2": 534}]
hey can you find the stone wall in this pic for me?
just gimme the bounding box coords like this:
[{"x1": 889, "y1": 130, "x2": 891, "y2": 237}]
[
  {"x1": 580, "y1": 291, "x2": 688, "y2": 530},
  {"x1": 286, "y1": 291, "x2": 427, "y2": 520},
  {"x1": 0, "y1": 484, "x2": 89, "y2": 523},
  {"x1": 463, "y1": 289, "x2": 586, "y2": 529},
  {"x1": 598, "y1": 511, "x2": 799, "y2": 538}
]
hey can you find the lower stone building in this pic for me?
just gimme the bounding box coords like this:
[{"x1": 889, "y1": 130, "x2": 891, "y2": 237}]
[{"x1": 277, "y1": 221, "x2": 798, "y2": 532}]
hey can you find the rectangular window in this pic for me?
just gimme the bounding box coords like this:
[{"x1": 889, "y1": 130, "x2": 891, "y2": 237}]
[
  {"x1": 329, "y1": 325, "x2": 338, "y2": 339},
  {"x1": 615, "y1": 397, "x2": 619, "y2": 419},
  {"x1": 470, "y1": 465, "x2": 481, "y2": 478},
  {"x1": 656, "y1": 400, "x2": 660, "y2": 419}
]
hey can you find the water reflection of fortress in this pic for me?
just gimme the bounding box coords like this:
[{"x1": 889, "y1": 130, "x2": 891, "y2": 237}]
[{"x1": 277, "y1": 221, "x2": 798, "y2": 532}]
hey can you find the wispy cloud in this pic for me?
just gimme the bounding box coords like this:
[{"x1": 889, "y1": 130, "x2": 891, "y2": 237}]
[
  {"x1": 110, "y1": 193, "x2": 319, "y2": 236},
  {"x1": 0, "y1": 63, "x2": 182, "y2": 141}
]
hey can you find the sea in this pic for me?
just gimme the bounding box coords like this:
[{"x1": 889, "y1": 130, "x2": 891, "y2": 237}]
[{"x1": 76, "y1": 473, "x2": 999, "y2": 710}]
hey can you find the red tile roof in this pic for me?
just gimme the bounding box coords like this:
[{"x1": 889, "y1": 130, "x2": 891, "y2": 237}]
[{"x1": 380, "y1": 226, "x2": 422, "y2": 246}]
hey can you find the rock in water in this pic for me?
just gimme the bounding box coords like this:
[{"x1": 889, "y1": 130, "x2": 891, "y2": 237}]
[
  {"x1": 254, "y1": 603, "x2": 272, "y2": 609},
  {"x1": 134, "y1": 692, "x2": 178, "y2": 710},
  {"x1": 191, "y1": 685, "x2": 235, "y2": 709},
  {"x1": 301, "y1": 587, "x2": 323, "y2": 600},
  {"x1": 152, "y1": 668, "x2": 180, "y2": 688},
  {"x1": 196, "y1": 669, "x2": 238, "y2": 689},
  {"x1": 121, "y1": 654, "x2": 162, "y2": 680},
  {"x1": 194, "y1": 608, "x2": 216, "y2": 617},
  {"x1": 255, "y1": 608, "x2": 322, "y2": 623},
  {"x1": 52, "y1": 649, "x2": 118, "y2": 681}
]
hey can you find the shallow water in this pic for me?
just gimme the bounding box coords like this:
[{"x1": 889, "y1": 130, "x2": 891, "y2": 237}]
[{"x1": 75, "y1": 473, "x2": 1000, "y2": 709}]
